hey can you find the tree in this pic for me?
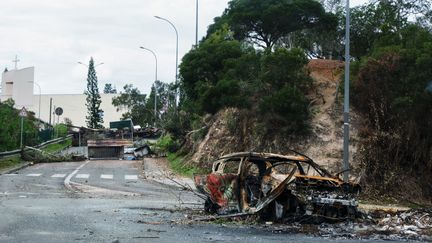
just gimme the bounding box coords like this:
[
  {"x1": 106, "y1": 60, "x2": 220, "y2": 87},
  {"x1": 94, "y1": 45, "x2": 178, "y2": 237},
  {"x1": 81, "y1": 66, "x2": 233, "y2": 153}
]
[
  {"x1": 180, "y1": 25, "x2": 247, "y2": 114},
  {"x1": 0, "y1": 99, "x2": 38, "y2": 151},
  {"x1": 349, "y1": 1, "x2": 432, "y2": 60},
  {"x1": 103, "y1": 83, "x2": 117, "y2": 94},
  {"x1": 223, "y1": 0, "x2": 337, "y2": 49},
  {"x1": 112, "y1": 84, "x2": 148, "y2": 126},
  {"x1": 85, "y1": 57, "x2": 104, "y2": 129}
]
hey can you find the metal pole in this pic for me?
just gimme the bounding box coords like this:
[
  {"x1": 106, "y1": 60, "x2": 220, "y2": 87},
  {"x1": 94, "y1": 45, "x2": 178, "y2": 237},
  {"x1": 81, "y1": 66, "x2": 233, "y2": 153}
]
[
  {"x1": 20, "y1": 116, "x2": 24, "y2": 148},
  {"x1": 343, "y1": 0, "x2": 351, "y2": 182},
  {"x1": 195, "y1": 0, "x2": 199, "y2": 46},
  {"x1": 49, "y1": 98, "x2": 52, "y2": 125},
  {"x1": 140, "y1": 47, "x2": 158, "y2": 127},
  {"x1": 34, "y1": 82, "x2": 41, "y2": 121},
  {"x1": 154, "y1": 16, "x2": 179, "y2": 106}
]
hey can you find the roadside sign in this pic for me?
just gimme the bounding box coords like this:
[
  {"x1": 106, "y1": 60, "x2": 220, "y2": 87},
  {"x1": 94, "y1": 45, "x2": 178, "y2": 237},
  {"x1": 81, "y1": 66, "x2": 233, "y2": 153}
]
[
  {"x1": 55, "y1": 107, "x2": 63, "y2": 116},
  {"x1": 19, "y1": 107, "x2": 28, "y2": 117}
]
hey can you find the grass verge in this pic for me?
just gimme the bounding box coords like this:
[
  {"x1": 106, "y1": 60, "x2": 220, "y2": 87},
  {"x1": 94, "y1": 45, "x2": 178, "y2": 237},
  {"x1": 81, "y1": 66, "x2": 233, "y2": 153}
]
[
  {"x1": 0, "y1": 156, "x2": 23, "y2": 171},
  {"x1": 42, "y1": 138, "x2": 72, "y2": 154},
  {"x1": 167, "y1": 152, "x2": 204, "y2": 177}
]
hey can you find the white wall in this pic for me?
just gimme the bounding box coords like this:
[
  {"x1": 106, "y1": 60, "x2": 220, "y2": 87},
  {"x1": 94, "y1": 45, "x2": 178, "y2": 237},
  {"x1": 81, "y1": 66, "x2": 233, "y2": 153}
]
[
  {"x1": 1, "y1": 67, "x2": 34, "y2": 108},
  {"x1": 30, "y1": 94, "x2": 122, "y2": 127},
  {"x1": 1, "y1": 67, "x2": 123, "y2": 127}
]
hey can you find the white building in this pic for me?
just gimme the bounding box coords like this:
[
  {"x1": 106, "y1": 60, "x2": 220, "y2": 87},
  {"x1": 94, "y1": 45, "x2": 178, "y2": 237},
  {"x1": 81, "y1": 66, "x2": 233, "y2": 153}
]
[
  {"x1": 1, "y1": 67, "x2": 34, "y2": 108},
  {"x1": 1, "y1": 67, "x2": 123, "y2": 127}
]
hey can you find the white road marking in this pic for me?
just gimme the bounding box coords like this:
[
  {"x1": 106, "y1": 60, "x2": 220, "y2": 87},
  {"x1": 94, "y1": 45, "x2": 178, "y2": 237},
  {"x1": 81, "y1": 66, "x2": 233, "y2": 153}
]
[
  {"x1": 125, "y1": 175, "x2": 138, "y2": 180},
  {"x1": 100, "y1": 174, "x2": 113, "y2": 179},
  {"x1": 51, "y1": 174, "x2": 66, "y2": 178},
  {"x1": 26, "y1": 173, "x2": 42, "y2": 177},
  {"x1": 75, "y1": 174, "x2": 90, "y2": 179},
  {"x1": 64, "y1": 161, "x2": 90, "y2": 192}
]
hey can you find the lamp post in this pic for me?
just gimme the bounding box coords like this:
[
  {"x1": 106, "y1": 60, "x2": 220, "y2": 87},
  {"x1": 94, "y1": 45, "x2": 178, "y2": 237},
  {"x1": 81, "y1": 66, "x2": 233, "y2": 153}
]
[
  {"x1": 343, "y1": 0, "x2": 351, "y2": 182},
  {"x1": 195, "y1": 0, "x2": 199, "y2": 46},
  {"x1": 140, "y1": 46, "x2": 158, "y2": 127},
  {"x1": 28, "y1": 81, "x2": 41, "y2": 121},
  {"x1": 154, "y1": 15, "x2": 179, "y2": 106}
]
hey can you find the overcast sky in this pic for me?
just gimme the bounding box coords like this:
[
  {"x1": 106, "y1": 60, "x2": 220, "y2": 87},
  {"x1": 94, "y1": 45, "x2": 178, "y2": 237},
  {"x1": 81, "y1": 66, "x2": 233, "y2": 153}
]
[{"x1": 0, "y1": 0, "x2": 367, "y2": 95}]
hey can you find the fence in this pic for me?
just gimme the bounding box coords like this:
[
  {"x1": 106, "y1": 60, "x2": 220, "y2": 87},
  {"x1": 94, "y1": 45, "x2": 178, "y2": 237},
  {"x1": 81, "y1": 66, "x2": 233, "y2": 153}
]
[{"x1": 0, "y1": 135, "x2": 73, "y2": 159}]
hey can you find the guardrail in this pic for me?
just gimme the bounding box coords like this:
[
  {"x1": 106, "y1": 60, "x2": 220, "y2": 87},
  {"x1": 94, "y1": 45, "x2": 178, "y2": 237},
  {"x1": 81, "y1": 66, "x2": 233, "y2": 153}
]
[{"x1": 0, "y1": 135, "x2": 73, "y2": 159}]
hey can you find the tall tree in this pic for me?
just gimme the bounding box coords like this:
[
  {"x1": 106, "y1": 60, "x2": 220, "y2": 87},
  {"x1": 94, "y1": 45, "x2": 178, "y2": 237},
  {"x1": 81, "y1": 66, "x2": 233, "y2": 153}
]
[{"x1": 85, "y1": 57, "x2": 104, "y2": 128}]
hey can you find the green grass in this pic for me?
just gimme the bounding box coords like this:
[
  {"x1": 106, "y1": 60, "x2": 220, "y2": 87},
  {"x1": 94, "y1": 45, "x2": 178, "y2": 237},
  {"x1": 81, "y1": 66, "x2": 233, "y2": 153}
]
[
  {"x1": 0, "y1": 156, "x2": 22, "y2": 170},
  {"x1": 42, "y1": 139, "x2": 72, "y2": 154},
  {"x1": 167, "y1": 152, "x2": 204, "y2": 177}
]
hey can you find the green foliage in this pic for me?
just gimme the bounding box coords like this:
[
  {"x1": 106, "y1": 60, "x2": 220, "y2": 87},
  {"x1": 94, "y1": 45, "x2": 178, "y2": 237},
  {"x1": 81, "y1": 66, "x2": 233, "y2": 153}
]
[
  {"x1": 112, "y1": 84, "x2": 148, "y2": 126},
  {"x1": 259, "y1": 85, "x2": 310, "y2": 134},
  {"x1": 223, "y1": 0, "x2": 337, "y2": 49},
  {"x1": 0, "y1": 99, "x2": 39, "y2": 151},
  {"x1": 103, "y1": 83, "x2": 117, "y2": 94},
  {"x1": 180, "y1": 18, "x2": 313, "y2": 136},
  {"x1": 112, "y1": 81, "x2": 176, "y2": 128},
  {"x1": 54, "y1": 124, "x2": 68, "y2": 138},
  {"x1": 154, "y1": 134, "x2": 179, "y2": 153},
  {"x1": 42, "y1": 138, "x2": 72, "y2": 154},
  {"x1": 260, "y1": 48, "x2": 311, "y2": 90},
  {"x1": 0, "y1": 156, "x2": 22, "y2": 170},
  {"x1": 167, "y1": 152, "x2": 204, "y2": 177},
  {"x1": 180, "y1": 26, "x2": 244, "y2": 108},
  {"x1": 350, "y1": 1, "x2": 432, "y2": 60},
  {"x1": 85, "y1": 57, "x2": 104, "y2": 128}
]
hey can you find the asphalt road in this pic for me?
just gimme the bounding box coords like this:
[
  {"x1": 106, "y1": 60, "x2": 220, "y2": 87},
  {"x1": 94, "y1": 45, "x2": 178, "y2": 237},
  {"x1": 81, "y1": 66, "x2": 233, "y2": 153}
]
[{"x1": 0, "y1": 159, "x2": 402, "y2": 242}]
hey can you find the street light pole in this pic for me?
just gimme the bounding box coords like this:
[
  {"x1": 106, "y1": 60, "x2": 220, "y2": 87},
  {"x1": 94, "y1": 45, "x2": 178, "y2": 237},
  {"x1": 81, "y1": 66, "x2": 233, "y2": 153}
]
[
  {"x1": 154, "y1": 15, "x2": 179, "y2": 106},
  {"x1": 195, "y1": 0, "x2": 199, "y2": 46},
  {"x1": 140, "y1": 47, "x2": 158, "y2": 127},
  {"x1": 343, "y1": 0, "x2": 351, "y2": 182}
]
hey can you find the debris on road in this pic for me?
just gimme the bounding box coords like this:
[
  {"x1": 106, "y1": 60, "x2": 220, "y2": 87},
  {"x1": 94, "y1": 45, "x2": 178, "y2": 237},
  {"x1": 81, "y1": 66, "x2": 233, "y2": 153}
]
[
  {"x1": 22, "y1": 146, "x2": 86, "y2": 163},
  {"x1": 194, "y1": 152, "x2": 361, "y2": 221}
]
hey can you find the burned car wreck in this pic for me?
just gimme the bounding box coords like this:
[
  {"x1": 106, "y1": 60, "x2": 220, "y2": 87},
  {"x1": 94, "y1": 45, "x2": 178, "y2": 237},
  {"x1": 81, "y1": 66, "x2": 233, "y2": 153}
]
[{"x1": 194, "y1": 152, "x2": 361, "y2": 221}]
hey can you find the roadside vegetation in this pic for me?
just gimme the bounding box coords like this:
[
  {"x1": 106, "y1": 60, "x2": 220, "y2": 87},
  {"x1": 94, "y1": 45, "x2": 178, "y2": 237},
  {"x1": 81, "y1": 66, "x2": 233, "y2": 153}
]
[
  {"x1": 0, "y1": 156, "x2": 22, "y2": 171},
  {"x1": 0, "y1": 99, "x2": 39, "y2": 152},
  {"x1": 42, "y1": 138, "x2": 72, "y2": 154}
]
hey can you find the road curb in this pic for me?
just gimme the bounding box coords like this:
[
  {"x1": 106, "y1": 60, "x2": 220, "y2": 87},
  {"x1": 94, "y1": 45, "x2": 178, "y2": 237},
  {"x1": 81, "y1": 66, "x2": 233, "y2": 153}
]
[{"x1": 0, "y1": 162, "x2": 32, "y2": 175}]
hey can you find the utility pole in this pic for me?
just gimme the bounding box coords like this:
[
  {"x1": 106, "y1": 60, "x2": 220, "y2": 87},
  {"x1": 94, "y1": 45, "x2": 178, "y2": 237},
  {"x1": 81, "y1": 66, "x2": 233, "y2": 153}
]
[
  {"x1": 49, "y1": 98, "x2": 52, "y2": 125},
  {"x1": 195, "y1": 0, "x2": 199, "y2": 46},
  {"x1": 343, "y1": 0, "x2": 351, "y2": 182}
]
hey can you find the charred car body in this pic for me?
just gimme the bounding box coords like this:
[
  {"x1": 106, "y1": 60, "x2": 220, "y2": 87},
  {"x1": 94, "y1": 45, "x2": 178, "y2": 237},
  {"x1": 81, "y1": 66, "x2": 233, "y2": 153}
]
[{"x1": 194, "y1": 152, "x2": 361, "y2": 221}]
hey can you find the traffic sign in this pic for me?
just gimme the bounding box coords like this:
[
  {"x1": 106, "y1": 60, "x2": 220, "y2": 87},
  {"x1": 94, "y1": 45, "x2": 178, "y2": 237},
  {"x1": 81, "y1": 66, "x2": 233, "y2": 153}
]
[
  {"x1": 19, "y1": 107, "x2": 28, "y2": 117},
  {"x1": 55, "y1": 107, "x2": 63, "y2": 116}
]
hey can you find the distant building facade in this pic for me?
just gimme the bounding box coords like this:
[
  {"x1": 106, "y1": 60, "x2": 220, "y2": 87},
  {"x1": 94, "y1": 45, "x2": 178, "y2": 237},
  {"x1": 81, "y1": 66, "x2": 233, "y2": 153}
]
[
  {"x1": 1, "y1": 67, "x2": 123, "y2": 127},
  {"x1": 1, "y1": 67, "x2": 34, "y2": 108}
]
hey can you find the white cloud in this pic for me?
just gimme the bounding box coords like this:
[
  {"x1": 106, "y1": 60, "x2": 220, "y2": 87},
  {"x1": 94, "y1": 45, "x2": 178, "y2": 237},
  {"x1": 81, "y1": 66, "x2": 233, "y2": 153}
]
[
  {"x1": 0, "y1": 0, "x2": 367, "y2": 95},
  {"x1": 0, "y1": 0, "x2": 231, "y2": 94}
]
